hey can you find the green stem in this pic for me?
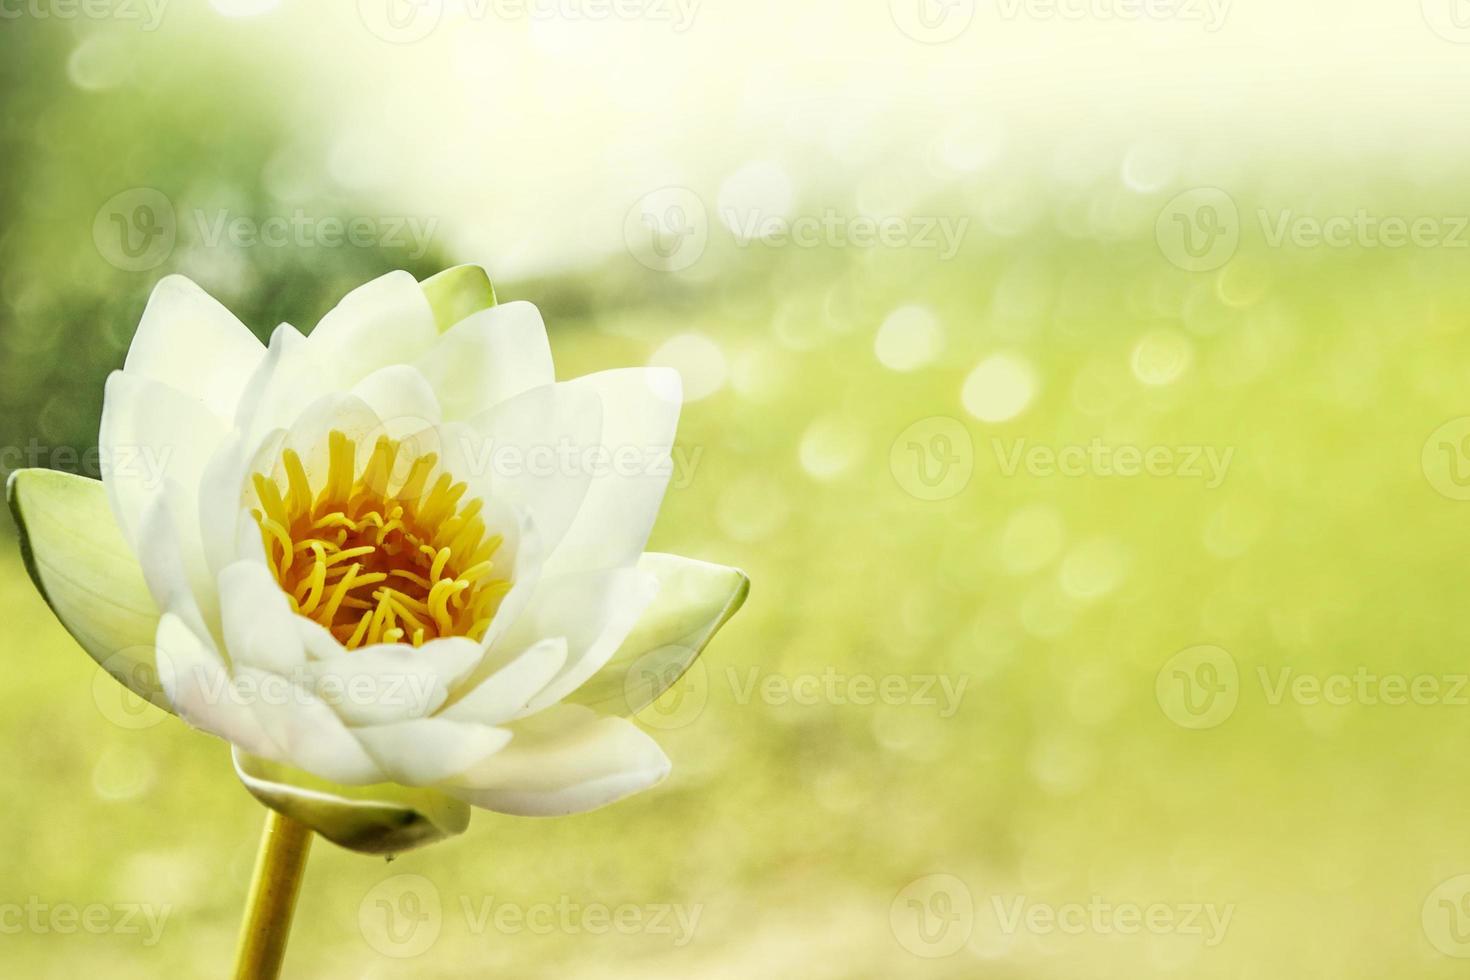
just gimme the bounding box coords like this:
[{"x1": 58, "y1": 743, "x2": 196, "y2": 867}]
[{"x1": 232, "y1": 810, "x2": 314, "y2": 980}]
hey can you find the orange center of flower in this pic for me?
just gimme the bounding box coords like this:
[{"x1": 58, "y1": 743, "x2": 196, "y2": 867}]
[{"x1": 251, "y1": 430, "x2": 508, "y2": 649}]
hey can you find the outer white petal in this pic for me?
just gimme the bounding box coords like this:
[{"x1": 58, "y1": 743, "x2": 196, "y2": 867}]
[
  {"x1": 446, "y1": 704, "x2": 671, "y2": 816},
  {"x1": 302, "y1": 271, "x2": 438, "y2": 393},
  {"x1": 438, "y1": 637, "x2": 568, "y2": 725},
  {"x1": 155, "y1": 613, "x2": 273, "y2": 756},
  {"x1": 123, "y1": 275, "x2": 265, "y2": 421},
  {"x1": 570, "y1": 553, "x2": 750, "y2": 717},
  {"x1": 234, "y1": 666, "x2": 384, "y2": 785},
  {"x1": 135, "y1": 490, "x2": 213, "y2": 642},
  {"x1": 443, "y1": 380, "x2": 602, "y2": 561},
  {"x1": 541, "y1": 367, "x2": 682, "y2": 577},
  {"x1": 232, "y1": 323, "x2": 316, "y2": 445},
  {"x1": 352, "y1": 718, "x2": 512, "y2": 786},
  {"x1": 218, "y1": 561, "x2": 306, "y2": 675},
  {"x1": 198, "y1": 429, "x2": 269, "y2": 579},
  {"x1": 348, "y1": 364, "x2": 442, "y2": 439},
  {"x1": 413, "y1": 301, "x2": 554, "y2": 421},
  {"x1": 515, "y1": 567, "x2": 661, "y2": 714},
  {"x1": 100, "y1": 372, "x2": 225, "y2": 551},
  {"x1": 299, "y1": 637, "x2": 485, "y2": 726}
]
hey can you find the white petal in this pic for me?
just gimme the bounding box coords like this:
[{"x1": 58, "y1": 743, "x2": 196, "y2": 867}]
[
  {"x1": 439, "y1": 637, "x2": 568, "y2": 725},
  {"x1": 218, "y1": 561, "x2": 305, "y2": 675},
  {"x1": 303, "y1": 271, "x2": 438, "y2": 392},
  {"x1": 135, "y1": 489, "x2": 213, "y2": 641},
  {"x1": 232, "y1": 323, "x2": 316, "y2": 444},
  {"x1": 300, "y1": 637, "x2": 484, "y2": 726},
  {"x1": 541, "y1": 368, "x2": 682, "y2": 576},
  {"x1": 155, "y1": 613, "x2": 273, "y2": 756},
  {"x1": 446, "y1": 704, "x2": 670, "y2": 816},
  {"x1": 123, "y1": 276, "x2": 265, "y2": 421},
  {"x1": 352, "y1": 718, "x2": 512, "y2": 786},
  {"x1": 502, "y1": 566, "x2": 660, "y2": 714},
  {"x1": 413, "y1": 301, "x2": 553, "y2": 421},
  {"x1": 100, "y1": 371, "x2": 225, "y2": 551},
  {"x1": 570, "y1": 553, "x2": 749, "y2": 716},
  {"x1": 198, "y1": 429, "x2": 266, "y2": 579},
  {"x1": 444, "y1": 380, "x2": 602, "y2": 560},
  {"x1": 234, "y1": 666, "x2": 384, "y2": 785},
  {"x1": 349, "y1": 364, "x2": 442, "y2": 439}
]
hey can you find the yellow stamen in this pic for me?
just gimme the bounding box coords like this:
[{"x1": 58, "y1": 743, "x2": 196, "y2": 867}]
[{"x1": 249, "y1": 429, "x2": 509, "y2": 650}]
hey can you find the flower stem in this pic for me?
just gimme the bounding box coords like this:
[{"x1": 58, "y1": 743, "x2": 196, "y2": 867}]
[{"x1": 232, "y1": 810, "x2": 314, "y2": 980}]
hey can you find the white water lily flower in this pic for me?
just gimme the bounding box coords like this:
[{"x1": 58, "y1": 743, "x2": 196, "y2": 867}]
[{"x1": 9, "y1": 267, "x2": 747, "y2": 854}]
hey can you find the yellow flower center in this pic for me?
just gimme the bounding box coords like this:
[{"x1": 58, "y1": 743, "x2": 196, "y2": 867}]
[{"x1": 251, "y1": 430, "x2": 508, "y2": 650}]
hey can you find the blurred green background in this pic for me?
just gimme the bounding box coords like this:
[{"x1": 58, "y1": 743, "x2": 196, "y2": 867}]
[{"x1": 6, "y1": 4, "x2": 1470, "y2": 978}]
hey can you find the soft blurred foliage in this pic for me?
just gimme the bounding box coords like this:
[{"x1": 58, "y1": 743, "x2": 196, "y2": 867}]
[{"x1": 6, "y1": 7, "x2": 1470, "y2": 980}]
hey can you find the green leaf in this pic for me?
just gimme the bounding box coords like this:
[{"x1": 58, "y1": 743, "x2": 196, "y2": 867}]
[
  {"x1": 420, "y1": 265, "x2": 497, "y2": 333},
  {"x1": 570, "y1": 553, "x2": 749, "y2": 717},
  {"x1": 7, "y1": 468, "x2": 168, "y2": 706},
  {"x1": 234, "y1": 750, "x2": 471, "y2": 856}
]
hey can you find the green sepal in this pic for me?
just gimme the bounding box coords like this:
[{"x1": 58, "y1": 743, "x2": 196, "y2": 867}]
[
  {"x1": 420, "y1": 265, "x2": 498, "y2": 333},
  {"x1": 570, "y1": 553, "x2": 749, "y2": 717},
  {"x1": 7, "y1": 468, "x2": 169, "y2": 706},
  {"x1": 234, "y1": 749, "x2": 472, "y2": 856}
]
